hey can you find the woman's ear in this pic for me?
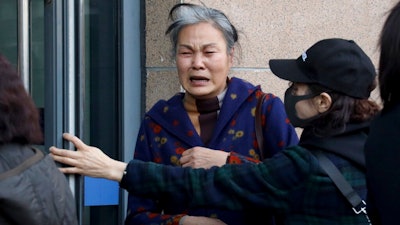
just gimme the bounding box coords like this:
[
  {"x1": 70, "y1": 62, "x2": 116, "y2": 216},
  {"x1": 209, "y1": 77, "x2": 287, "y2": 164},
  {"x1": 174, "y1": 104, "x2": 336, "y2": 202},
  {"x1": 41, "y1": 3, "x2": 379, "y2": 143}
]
[{"x1": 314, "y1": 92, "x2": 332, "y2": 113}]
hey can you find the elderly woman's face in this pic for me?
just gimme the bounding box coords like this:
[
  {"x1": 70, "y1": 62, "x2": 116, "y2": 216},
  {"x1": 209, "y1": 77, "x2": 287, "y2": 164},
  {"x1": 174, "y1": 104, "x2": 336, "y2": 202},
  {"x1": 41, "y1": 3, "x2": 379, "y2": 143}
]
[{"x1": 176, "y1": 22, "x2": 233, "y2": 99}]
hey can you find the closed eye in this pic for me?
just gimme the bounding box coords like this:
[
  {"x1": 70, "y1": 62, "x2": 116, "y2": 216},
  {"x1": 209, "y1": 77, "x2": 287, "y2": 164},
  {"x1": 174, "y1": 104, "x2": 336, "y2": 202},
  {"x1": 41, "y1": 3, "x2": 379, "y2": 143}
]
[{"x1": 178, "y1": 51, "x2": 192, "y2": 56}]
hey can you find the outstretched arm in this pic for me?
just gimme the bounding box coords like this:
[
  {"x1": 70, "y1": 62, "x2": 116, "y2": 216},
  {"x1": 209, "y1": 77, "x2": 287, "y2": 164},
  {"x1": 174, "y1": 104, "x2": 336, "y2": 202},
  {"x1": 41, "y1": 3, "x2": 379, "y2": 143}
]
[
  {"x1": 49, "y1": 133, "x2": 127, "y2": 182},
  {"x1": 51, "y1": 133, "x2": 313, "y2": 212},
  {"x1": 120, "y1": 148, "x2": 313, "y2": 211}
]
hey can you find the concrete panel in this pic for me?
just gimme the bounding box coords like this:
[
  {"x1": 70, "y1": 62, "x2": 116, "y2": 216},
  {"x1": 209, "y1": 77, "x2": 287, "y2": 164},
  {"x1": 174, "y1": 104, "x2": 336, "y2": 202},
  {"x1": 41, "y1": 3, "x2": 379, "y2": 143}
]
[
  {"x1": 145, "y1": 69, "x2": 181, "y2": 111},
  {"x1": 185, "y1": 0, "x2": 396, "y2": 67},
  {"x1": 145, "y1": 0, "x2": 179, "y2": 67},
  {"x1": 145, "y1": 0, "x2": 393, "y2": 109}
]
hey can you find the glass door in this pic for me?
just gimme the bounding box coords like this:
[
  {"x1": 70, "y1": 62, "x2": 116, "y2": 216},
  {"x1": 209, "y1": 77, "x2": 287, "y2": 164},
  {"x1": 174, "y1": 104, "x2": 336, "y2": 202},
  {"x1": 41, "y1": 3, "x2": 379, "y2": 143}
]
[
  {"x1": 44, "y1": 0, "x2": 123, "y2": 224},
  {"x1": 0, "y1": 0, "x2": 124, "y2": 224},
  {"x1": 0, "y1": 0, "x2": 44, "y2": 134},
  {"x1": 82, "y1": 0, "x2": 122, "y2": 224}
]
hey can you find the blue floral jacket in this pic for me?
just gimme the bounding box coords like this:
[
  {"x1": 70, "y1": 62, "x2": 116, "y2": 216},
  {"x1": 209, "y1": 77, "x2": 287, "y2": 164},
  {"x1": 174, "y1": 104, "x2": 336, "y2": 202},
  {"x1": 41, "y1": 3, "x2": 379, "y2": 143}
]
[{"x1": 125, "y1": 77, "x2": 298, "y2": 225}]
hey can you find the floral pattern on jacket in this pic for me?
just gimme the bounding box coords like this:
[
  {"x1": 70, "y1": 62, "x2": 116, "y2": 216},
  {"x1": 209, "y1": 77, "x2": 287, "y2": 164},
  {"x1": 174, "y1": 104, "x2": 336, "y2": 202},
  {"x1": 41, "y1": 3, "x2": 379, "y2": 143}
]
[{"x1": 125, "y1": 77, "x2": 298, "y2": 225}]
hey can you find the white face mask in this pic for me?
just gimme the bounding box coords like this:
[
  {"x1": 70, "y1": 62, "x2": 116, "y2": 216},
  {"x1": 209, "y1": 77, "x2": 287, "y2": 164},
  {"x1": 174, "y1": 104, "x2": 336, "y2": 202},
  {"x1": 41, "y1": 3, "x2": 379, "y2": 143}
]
[{"x1": 284, "y1": 86, "x2": 321, "y2": 128}]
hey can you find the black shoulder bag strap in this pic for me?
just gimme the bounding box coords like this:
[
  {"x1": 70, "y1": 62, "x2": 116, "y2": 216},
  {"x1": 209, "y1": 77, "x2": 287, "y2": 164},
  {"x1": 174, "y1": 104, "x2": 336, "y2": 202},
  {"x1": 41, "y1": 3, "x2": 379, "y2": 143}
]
[
  {"x1": 255, "y1": 92, "x2": 267, "y2": 160},
  {"x1": 314, "y1": 150, "x2": 371, "y2": 224}
]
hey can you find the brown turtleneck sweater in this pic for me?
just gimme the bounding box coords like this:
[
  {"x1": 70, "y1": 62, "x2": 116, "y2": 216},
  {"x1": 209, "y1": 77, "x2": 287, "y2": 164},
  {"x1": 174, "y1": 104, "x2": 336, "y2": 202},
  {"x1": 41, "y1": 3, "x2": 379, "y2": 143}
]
[{"x1": 183, "y1": 95, "x2": 220, "y2": 145}]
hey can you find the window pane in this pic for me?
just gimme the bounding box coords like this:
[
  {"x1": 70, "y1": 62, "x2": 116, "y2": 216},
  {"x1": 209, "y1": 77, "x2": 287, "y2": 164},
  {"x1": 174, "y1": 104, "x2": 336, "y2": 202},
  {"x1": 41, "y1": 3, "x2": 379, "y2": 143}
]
[{"x1": 0, "y1": 0, "x2": 17, "y2": 66}]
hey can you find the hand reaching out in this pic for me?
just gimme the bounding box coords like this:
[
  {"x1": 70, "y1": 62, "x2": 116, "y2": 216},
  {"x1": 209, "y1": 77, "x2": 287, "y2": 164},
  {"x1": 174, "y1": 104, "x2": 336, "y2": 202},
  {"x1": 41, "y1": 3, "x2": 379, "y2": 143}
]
[{"x1": 49, "y1": 133, "x2": 127, "y2": 182}]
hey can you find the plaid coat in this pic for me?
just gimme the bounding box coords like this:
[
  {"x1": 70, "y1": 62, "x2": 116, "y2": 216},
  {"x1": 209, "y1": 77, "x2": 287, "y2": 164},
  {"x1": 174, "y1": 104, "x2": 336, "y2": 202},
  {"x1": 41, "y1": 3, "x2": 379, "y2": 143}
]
[
  {"x1": 121, "y1": 123, "x2": 370, "y2": 225},
  {"x1": 125, "y1": 77, "x2": 299, "y2": 225}
]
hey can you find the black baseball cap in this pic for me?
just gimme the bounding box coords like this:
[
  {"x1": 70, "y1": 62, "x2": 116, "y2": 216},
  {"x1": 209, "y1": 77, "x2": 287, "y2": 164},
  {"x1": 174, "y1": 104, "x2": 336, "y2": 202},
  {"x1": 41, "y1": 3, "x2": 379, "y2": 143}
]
[{"x1": 269, "y1": 38, "x2": 376, "y2": 99}]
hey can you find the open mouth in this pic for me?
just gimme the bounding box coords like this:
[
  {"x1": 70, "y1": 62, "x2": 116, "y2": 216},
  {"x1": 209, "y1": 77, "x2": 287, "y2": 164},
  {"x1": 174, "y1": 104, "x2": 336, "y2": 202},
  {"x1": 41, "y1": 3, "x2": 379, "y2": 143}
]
[{"x1": 190, "y1": 76, "x2": 209, "y2": 82}]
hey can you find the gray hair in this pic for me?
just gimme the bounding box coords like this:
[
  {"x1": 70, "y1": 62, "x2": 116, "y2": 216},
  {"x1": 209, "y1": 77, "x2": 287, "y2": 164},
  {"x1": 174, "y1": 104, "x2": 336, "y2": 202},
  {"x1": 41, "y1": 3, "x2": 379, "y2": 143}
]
[{"x1": 165, "y1": 3, "x2": 240, "y2": 57}]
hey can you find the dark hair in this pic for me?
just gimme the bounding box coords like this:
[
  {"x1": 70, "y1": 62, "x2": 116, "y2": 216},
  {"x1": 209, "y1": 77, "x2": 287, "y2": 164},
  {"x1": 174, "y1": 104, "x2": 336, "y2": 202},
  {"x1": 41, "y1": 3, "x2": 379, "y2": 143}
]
[
  {"x1": 379, "y1": 1, "x2": 400, "y2": 109},
  {"x1": 165, "y1": 3, "x2": 241, "y2": 58},
  {"x1": 307, "y1": 81, "x2": 380, "y2": 136},
  {"x1": 0, "y1": 54, "x2": 43, "y2": 145}
]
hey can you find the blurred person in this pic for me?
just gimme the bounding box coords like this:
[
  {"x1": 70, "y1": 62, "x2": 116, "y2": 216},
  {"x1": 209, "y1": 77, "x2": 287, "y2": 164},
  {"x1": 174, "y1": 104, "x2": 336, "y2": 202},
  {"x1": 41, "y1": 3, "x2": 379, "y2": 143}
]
[
  {"x1": 51, "y1": 38, "x2": 380, "y2": 225},
  {"x1": 365, "y1": 1, "x2": 400, "y2": 224},
  {"x1": 0, "y1": 54, "x2": 78, "y2": 225}
]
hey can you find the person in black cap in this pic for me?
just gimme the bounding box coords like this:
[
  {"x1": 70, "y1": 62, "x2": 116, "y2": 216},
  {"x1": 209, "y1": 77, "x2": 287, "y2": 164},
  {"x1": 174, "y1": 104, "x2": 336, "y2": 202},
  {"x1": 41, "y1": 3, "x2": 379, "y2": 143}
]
[
  {"x1": 365, "y1": 1, "x2": 400, "y2": 224},
  {"x1": 50, "y1": 38, "x2": 380, "y2": 225}
]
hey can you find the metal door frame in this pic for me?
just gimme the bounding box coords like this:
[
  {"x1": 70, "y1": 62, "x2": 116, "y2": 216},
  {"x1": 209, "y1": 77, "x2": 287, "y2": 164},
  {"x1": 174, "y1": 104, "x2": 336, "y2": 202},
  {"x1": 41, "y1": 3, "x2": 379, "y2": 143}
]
[{"x1": 42, "y1": 0, "x2": 143, "y2": 224}]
